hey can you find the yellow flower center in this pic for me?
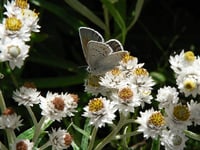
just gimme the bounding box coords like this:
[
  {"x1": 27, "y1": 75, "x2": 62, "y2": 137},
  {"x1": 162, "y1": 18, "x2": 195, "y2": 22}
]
[
  {"x1": 89, "y1": 98, "x2": 104, "y2": 112},
  {"x1": 15, "y1": 0, "x2": 28, "y2": 9},
  {"x1": 111, "y1": 68, "x2": 121, "y2": 76},
  {"x1": 87, "y1": 74, "x2": 100, "y2": 87},
  {"x1": 52, "y1": 97, "x2": 65, "y2": 111},
  {"x1": 5, "y1": 17, "x2": 22, "y2": 31},
  {"x1": 118, "y1": 87, "x2": 133, "y2": 102},
  {"x1": 183, "y1": 79, "x2": 196, "y2": 91},
  {"x1": 133, "y1": 68, "x2": 149, "y2": 76},
  {"x1": 16, "y1": 141, "x2": 28, "y2": 150},
  {"x1": 8, "y1": 45, "x2": 21, "y2": 58},
  {"x1": 122, "y1": 53, "x2": 135, "y2": 63},
  {"x1": 173, "y1": 105, "x2": 190, "y2": 121},
  {"x1": 148, "y1": 112, "x2": 165, "y2": 128},
  {"x1": 184, "y1": 51, "x2": 195, "y2": 62}
]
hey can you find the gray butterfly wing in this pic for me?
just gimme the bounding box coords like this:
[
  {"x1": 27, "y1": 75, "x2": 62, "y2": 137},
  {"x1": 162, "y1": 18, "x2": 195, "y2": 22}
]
[
  {"x1": 87, "y1": 41, "x2": 113, "y2": 74},
  {"x1": 95, "y1": 51, "x2": 128, "y2": 74},
  {"x1": 106, "y1": 39, "x2": 124, "y2": 52},
  {"x1": 79, "y1": 27, "x2": 104, "y2": 63}
]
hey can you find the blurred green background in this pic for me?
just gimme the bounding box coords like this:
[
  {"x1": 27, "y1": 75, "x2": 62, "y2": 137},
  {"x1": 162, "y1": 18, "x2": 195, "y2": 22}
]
[{"x1": 0, "y1": 0, "x2": 200, "y2": 149}]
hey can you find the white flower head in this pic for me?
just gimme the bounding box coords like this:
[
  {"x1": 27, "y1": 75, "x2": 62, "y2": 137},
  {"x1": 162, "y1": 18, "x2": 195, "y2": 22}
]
[
  {"x1": 135, "y1": 108, "x2": 166, "y2": 139},
  {"x1": 176, "y1": 67, "x2": 200, "y2": 97},
  {"x1": 0, "y1": 37, "x2": 29, "y2": 69},
  {"x1": 110, "y1": 85, "x2": 140, "y2": 116},
  {"x1": 187, "y1": 100, "x2": 200, "y2": 126},
  {"x1": 49, "y1": 128, "x2": 72, "y2": 150},
  {"x1": 156, "y1": 86, "x2": 179, "y2": 109},
  {"x1": 119, "y1": 53, "x2": 139, "y2": 71},
  {"x1": 13, "y1": 84, "x2": 41, "y2": 107},
  {"x1": 160, "y1": 130, "x2": 188, "y2": 150},
  {"x1": 82, "y1": 97, "x2": 117, "y2": 128},
  {"x1": 0, "y1": 107, "x2": 23, "y2": 130},
  {"x1": 11, "y1": 139, "x2": 34, "y2": 150},
  {"x1": 169, "y1": 50, "x2": 196, "y2": 75},
  {"x1": 165, "y1": 103, "x2": 192, "y2": 130},
  {"x1": 40, "y1": 92, "x2": 78, "y2": 121}
]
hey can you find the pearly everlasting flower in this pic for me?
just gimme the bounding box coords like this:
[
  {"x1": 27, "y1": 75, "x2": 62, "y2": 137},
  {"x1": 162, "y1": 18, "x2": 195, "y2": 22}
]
[
  {"x1": 176, "y1": 67, "x2": 200, "y2": 97},
  {"x1": 164, "y1": 103, "x2": 192, "y2": 130},
  {"x1": 119, "y1": 53, "x2": 139, "y2": 71},
  {"x1": 82, "y1": 97, "x2": 117, "y2": 128},
  {"x1": 0, "y1": 37, "x2": 29, "y2": 69},
  {"x1": 169, "y1": 50, "x2": 196, "y2": 75},
  {"x1": 110, "y1": 85, "x2": 140, "y2": 116},
  {"x1": 156, "y1": 86, "x2": 179, "y2": 109},
  {"x1": 84, "y1": 74, "x2": 106, "y2": 96},
  {"x1": 187, "y1": 100, "x2": 200, "y2": 126},
  {"x1": 135, "y1": 108, "x2": 166, "y2": 139},
  {"x1": 160, "y1": 130, "x2": 188, "y2": 150},
  {"x1": 11, "y1": 139, "x2": 34, "y2": 150},
  {"x1": 12, "y1": 84, "x2": 41, "y2": 107},
  {"x1": 49, "y1": 128, "x2": 72, "y2": 150},
  {"x1": 0, "y1": 107, "x2": 23, "y2": 130},
  {"x1": 40, "y1": 92, "x2": 78, "y2": 122}
]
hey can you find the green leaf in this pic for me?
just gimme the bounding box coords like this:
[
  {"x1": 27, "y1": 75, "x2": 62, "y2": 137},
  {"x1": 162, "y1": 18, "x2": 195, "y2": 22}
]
[
  {"x1": 81, "y1": 119, "x2": 92, "y2": 150},
  {"x1": 71, "y1": 141, "x2": 80, "y2": 150},
  {"x1": 17, "y1": 127, "x2": 35, "y2": 140},
  {"x1": 127, "y1": 0, "x2": 144, "y2": 31},
  {"x1": 150, "y1": 71, "x2": 166, "y2": 83},
  {"x1": 184, "y1": 130, "x2": 200, "y2": 141},
  {"x1": 101, "y1": 0, "x2": 127, "y2": 43},
  {"x1": 64, "y1": 0, "x2": 106, "y2": 30},
  {"x1": 72, "y1": 122, "x2": 91, "y2": 138}
]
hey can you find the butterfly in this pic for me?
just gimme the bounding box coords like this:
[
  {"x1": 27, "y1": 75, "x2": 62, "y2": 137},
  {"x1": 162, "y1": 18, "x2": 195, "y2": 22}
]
[{"x1": 79, "y1": 27, "x2": 128, "y2": 75}]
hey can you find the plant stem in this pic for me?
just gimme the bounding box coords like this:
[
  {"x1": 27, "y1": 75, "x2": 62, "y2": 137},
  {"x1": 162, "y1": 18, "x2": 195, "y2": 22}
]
[
  {"x1": 32, "y1": 116, "x2": 46, "y2": 144},
  {"x1": 88, "y1": 127, "x2": 98, "y2": 150},
  {"x1": 38, "y1": 141, "x2": 51, "y2": 150},
  {"x1": 0, "y1": 90, "x2": 6, "y2": 111},
  {"x1": 94, "y1": 113, "x2": 126, "y2": 150},
  {"x1": 26, "y1": 106, "x2": 38, "y2": 126}
]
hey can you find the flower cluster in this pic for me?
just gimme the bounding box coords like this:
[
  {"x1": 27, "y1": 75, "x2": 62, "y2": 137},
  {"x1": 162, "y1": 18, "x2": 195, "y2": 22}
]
[
  {"x1": 83, "y1": 51, "x2": 155, "y2": 127},
  {"x1": 136, "y1": 50, "x2": 200, "y2": 150},
  {"x1": 0, "y1": 0, "x2": 40, "y2": 69}
]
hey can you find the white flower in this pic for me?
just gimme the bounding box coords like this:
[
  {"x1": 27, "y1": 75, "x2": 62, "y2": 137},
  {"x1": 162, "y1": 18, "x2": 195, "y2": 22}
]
[
  {"x1": 187, "y1": 100, "x2": 200, "y2": 126},
  {"x1": 176, "y1": 67, "x2": 200, "y2": 97},
  {"x1": 156, "y1": 86, "x2": 179, "y2": 109},
  {"x1": 169, "y1": 50, "x2": 196, "y2": 75},
  {"x1": 119, "y1": 53, "x2": 139, "y2": 71},
  {"x1": 13, "y1": 85, "x2": 41, "y2": 106},
  {"x1": 164, "y1": 103, "x2": 192, "y2": 130},
  {"x1": 135, "y1": 108, "x2": 166, "y2": 139},
  {"x1": 82, "y1": 97, "x2": 117, "y2": 128},
  {"x1": 160, "y1": 130, "x2": 188, "y2": 150},
  {"x1": 40, "y1": 92, "x2": 78, "y2": 121},
  {"x1": 0, "y1": 37, "x2": 29, "y2": 69},
  {"x1": 0, "y1": 107, "x2": 23, "y2": 130},
  {"x1": 49, "y1": 128, "x2": 72, "y2": 150},
  {"x1": 110, "y1": 85, "x2": 140, "y2": 116},
  {"x1": 11, "y1": 139, "x2": 34, "y2": 150}
]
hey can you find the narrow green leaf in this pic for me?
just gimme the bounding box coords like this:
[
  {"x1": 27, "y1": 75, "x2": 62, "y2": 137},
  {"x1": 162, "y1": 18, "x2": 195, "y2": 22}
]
[
  {"x1": 81, "y1": 119, "x2": 92, "y2": 150},
  {"x1": 17, "y1": 127, "x2": 35, "y2": 140},
  {"x1": 72, "y1": 123, "x2": 90, "y2": 138},
  {"x1": 101, "y1": 0, "x2": 127, "y2": 43},
  {"x1": 64, "y1": 0, "x2": 106, "y2": 30},
  {"x1": 184, "y1": 130, "x2": 200, "y2": 141},
  {"x1": 150, "y1": 71, "x2": 166, "y2": 83},
  {"x1": 71, "y1": 141, "x2": 80, "y2": 150},
  {"x1": 127, "y1": 0, "x2": 144, "y2": 31}
]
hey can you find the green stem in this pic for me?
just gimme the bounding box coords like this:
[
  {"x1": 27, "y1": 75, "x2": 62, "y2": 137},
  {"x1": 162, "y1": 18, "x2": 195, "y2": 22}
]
[
  {"x1": 38, "y1": 141, "x2": 51, "y2": 150},
  {"x1": 103, "y1": 4, "x2": 110, "y2": 40},
  {"x1": 6, "y1": 128, "x2": 16, "y2": 149},
  {"x1": 94, "y1": 113, "x2": 126, "y2": 150},
  {"x1": 5, "y1": 62, "x2": 18, "y2": 88},
  {"x1": 88, "y1": 127, "x2": 98, "y2": 150},
  {"x1": 115, "y1": 130, "x2": 140, "y2": 140},
  {"x1": 32, "y1": 116, "x2": 46, "y2": 144},
  {"x1": 0, "y1": 90, "x2": 6, "y2": 112},
  {"x1": 0, "y1": 141, "x2": 8, "y2": 150},
  {"x1": 26, "y1": 106, "x2": 38, "y2": 126}
]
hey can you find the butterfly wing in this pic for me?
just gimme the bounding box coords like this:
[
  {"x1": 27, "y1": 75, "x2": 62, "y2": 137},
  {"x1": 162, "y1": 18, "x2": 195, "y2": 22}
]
[
  {"x1": 79, "y1": 27, "x2": 104, "y2": 63},
  {"x1": 106, "y1": 39, "x2": 124, "y2": 52},
  {"x1": 87, "y1": 41, "x2": 113, "y2": 74}
]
